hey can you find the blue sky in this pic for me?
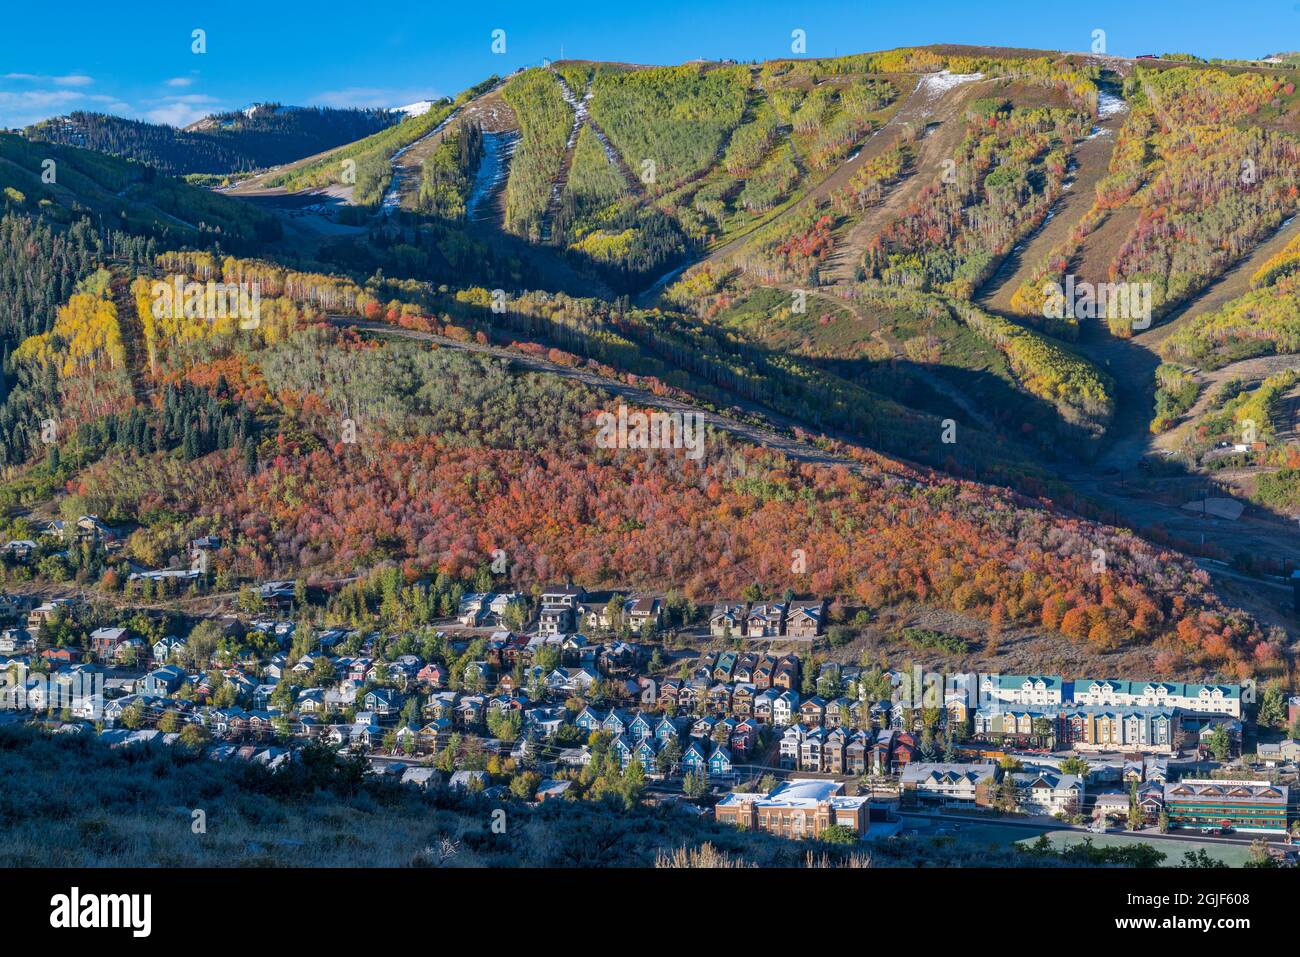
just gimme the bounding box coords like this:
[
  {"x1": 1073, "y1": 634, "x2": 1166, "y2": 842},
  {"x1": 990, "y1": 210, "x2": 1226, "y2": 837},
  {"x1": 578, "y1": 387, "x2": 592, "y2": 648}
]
[{"x1": 0, "y1": 0, "x2": 1294, "y2": 128}]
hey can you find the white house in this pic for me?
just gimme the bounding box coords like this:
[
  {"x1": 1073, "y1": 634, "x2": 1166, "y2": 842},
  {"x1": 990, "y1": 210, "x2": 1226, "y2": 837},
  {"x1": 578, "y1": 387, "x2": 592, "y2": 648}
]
[
  {"x1": 900, "y1": 762, "x2": 998, "y2": 805},
  {"x1": 772, "y1": 689, "x2": 800, "y2": 726},
  {"x1": 1012, "y1": 771, "x2": 1084, "y2": 816}
]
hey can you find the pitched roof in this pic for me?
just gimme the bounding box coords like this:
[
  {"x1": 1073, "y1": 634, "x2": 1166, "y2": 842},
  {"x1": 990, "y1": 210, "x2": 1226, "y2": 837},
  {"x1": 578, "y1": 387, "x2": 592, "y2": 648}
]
[{"x1": 900, "y1": 762, "x2": 997, "y2": 786}]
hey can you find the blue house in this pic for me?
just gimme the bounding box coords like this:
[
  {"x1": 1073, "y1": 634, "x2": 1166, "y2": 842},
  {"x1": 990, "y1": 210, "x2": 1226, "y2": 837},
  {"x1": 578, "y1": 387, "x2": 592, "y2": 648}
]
[
  {"x1": 602, "y1": 708, "x2": 633, "y2": 737},
  {"x1": 653, "y1": 715, "x2": 684, "y2": 745},
  {"x1": 626, "y1": 712, "x2": 655, "y2": 738},
  {"x1": 680, "y1": 740, "x2": 708, "y2": 773},
  {"x1": 708, "y1": 745, "x2": 734, "y2": 776},
  {"x1": 142, "y1": 665, "x2": 186, "y2": 696},
  {"x1": 633, "y1": 737, "x2": 658, "y2": 768},
  {"x1": 611, "y1": 734, "x2": 635, "y2": 768},
  {"x1": 252, "y1": 683, "x2": 277, "y2": 710},
  {"x1": 574, "y1": 706, "x2": 606, "y2": 733},
  {"x1": 364, "y1": 688, "x2": 400, "y2": 715}
]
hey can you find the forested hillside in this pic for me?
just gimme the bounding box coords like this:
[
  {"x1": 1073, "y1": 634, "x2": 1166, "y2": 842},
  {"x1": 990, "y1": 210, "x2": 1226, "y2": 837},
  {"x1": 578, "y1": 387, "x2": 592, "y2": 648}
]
[
  {"x1": 24, "y1": 105, "x2": 401, "y2": 178},
  {"x1": 1007, "y1": 66, "x2": 1300, "y2": 329},
  {"x1": 0, "y1": 212, "x2": 154, "y2": 347},
  {"x1": 258, "y1": 77, "x2": 499, "y2": 205},
  {"x1": 2, "y1": 43, "x2": 1297, "y2": 686},
  {"x1": 1162, "y1": 228, "x2": 1300, "y2": 367},
  {"x1": 0, "y1": 242, "x2": 1280, "y2": 680},
  {"x1": 0, "y1": 133, "x2": 280, "y2": 246}
]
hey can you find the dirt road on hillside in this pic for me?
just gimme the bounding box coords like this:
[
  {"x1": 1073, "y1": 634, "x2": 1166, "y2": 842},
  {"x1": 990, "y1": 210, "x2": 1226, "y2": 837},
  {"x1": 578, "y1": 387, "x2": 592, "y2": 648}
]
[
  {"x1": 630, "y1": 72, "x2": 1000, "y2": 305},
  {"x1": 656, "y1": 72, "x2": 1000, "y2": 295},
  {"x1": 820, "y1": 73, "x2": 1001, "y2": 284},
  {"x1": 333, "y1": 313, "x2": 1299, "y2": 632},
  {"x1": 327, "y1": 317, "x2": 876, "y2": 474},
  {"x1": 977, "y1": 118, "x2": 1125, "y2": 312},
  {"x1": 1154, "y1": 354, "x2": 1300, "y2": 455},
  {"x1": 1066, "y1": 216, "x2": 1300, "y2": 473}
]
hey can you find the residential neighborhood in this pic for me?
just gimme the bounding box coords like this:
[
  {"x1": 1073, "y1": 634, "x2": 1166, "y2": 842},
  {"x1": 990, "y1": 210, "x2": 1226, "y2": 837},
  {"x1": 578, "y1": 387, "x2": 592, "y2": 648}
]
[
  {"x1": 2, "y1": 573, "x2": 1298, "y2": 866},
  {"x1": 2, "y1": 2, "x2": 1297, "y2": 931}
]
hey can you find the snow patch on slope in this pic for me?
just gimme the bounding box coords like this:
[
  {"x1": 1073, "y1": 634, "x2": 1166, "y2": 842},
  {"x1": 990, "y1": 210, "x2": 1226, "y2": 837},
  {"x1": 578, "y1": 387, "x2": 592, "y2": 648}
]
[
  {"x1": 239, "y1": 103, "x2": 306, "y2": 119},
  {"x1": 381, "y1": 107, "x2": 463, "y2": 212},
  {"x1": 469, "y1": 131, "x2": 518, "y2": 221},
  {"x1": 916, "y1": 71, "x2": 984, "y2": 100},
  {"x1": 392, "y1": 100, "x2": 436, "y2": 119},
  {"x1": 1097, "y1": 90, "x2": 1128, "y2": 119}
]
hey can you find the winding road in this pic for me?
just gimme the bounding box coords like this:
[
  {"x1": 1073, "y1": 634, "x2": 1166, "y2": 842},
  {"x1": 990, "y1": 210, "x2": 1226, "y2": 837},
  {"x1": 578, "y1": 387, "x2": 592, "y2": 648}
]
[
  {"x1": 327, "y1": 317, "x2": 874, "y2": 474},
  {"x1": 231, "y1": 61, "x2": 1300, "y2": 629}
]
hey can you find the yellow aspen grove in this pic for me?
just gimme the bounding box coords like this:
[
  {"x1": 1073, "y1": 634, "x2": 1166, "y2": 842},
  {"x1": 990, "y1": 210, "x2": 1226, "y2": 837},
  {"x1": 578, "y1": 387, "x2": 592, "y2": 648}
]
[
  {"x1": 14, "y1": 291, "x2": 125, "y2": 377},
  {"x1": 132, "y1": 276, "x2": 158, "y2": 375}
]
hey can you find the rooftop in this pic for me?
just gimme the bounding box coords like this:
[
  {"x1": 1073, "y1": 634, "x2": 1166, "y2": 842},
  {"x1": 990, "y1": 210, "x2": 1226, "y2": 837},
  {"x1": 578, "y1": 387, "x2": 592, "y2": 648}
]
[{"x1": 716, "y1": 778, "x2": 868, "y2": 811}]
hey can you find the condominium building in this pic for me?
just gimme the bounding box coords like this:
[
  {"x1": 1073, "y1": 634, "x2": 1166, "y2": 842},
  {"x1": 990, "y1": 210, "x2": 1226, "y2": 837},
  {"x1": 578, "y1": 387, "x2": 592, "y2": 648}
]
[{"x1": 1163, "y1": 779, "x2": 1289, "y2": 834}]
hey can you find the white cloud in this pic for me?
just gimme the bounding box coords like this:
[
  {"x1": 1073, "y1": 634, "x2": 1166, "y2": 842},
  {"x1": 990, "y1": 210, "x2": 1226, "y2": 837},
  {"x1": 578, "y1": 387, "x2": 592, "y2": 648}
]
[
  {"x1": 143, "y1": 103, "x2": 209, "y2": 126},
  {"x1": 165, "y1": 77, "x2": 195, "y2": 88},
  {"x1": 0, "y1": 89, "x2": 84, "y2": 111},
  {"x1": 3, "y1": 73, "x2": 94, "y2": 87},
  {"x1": 0, "y1": 89, "x2": 128, "y2": 127},
  {"x1": 158, "y1": 94, "x2": 219, "y2": 105},
  {"x1": 88, "y1": 95, "x2": 132, "y2": 113},
  {"x1": 142, "y1": 94, "x2": 221, "y2": 127},
  {"x1": 313, "y1": 86, "x2": 439, "y2": 110}
]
